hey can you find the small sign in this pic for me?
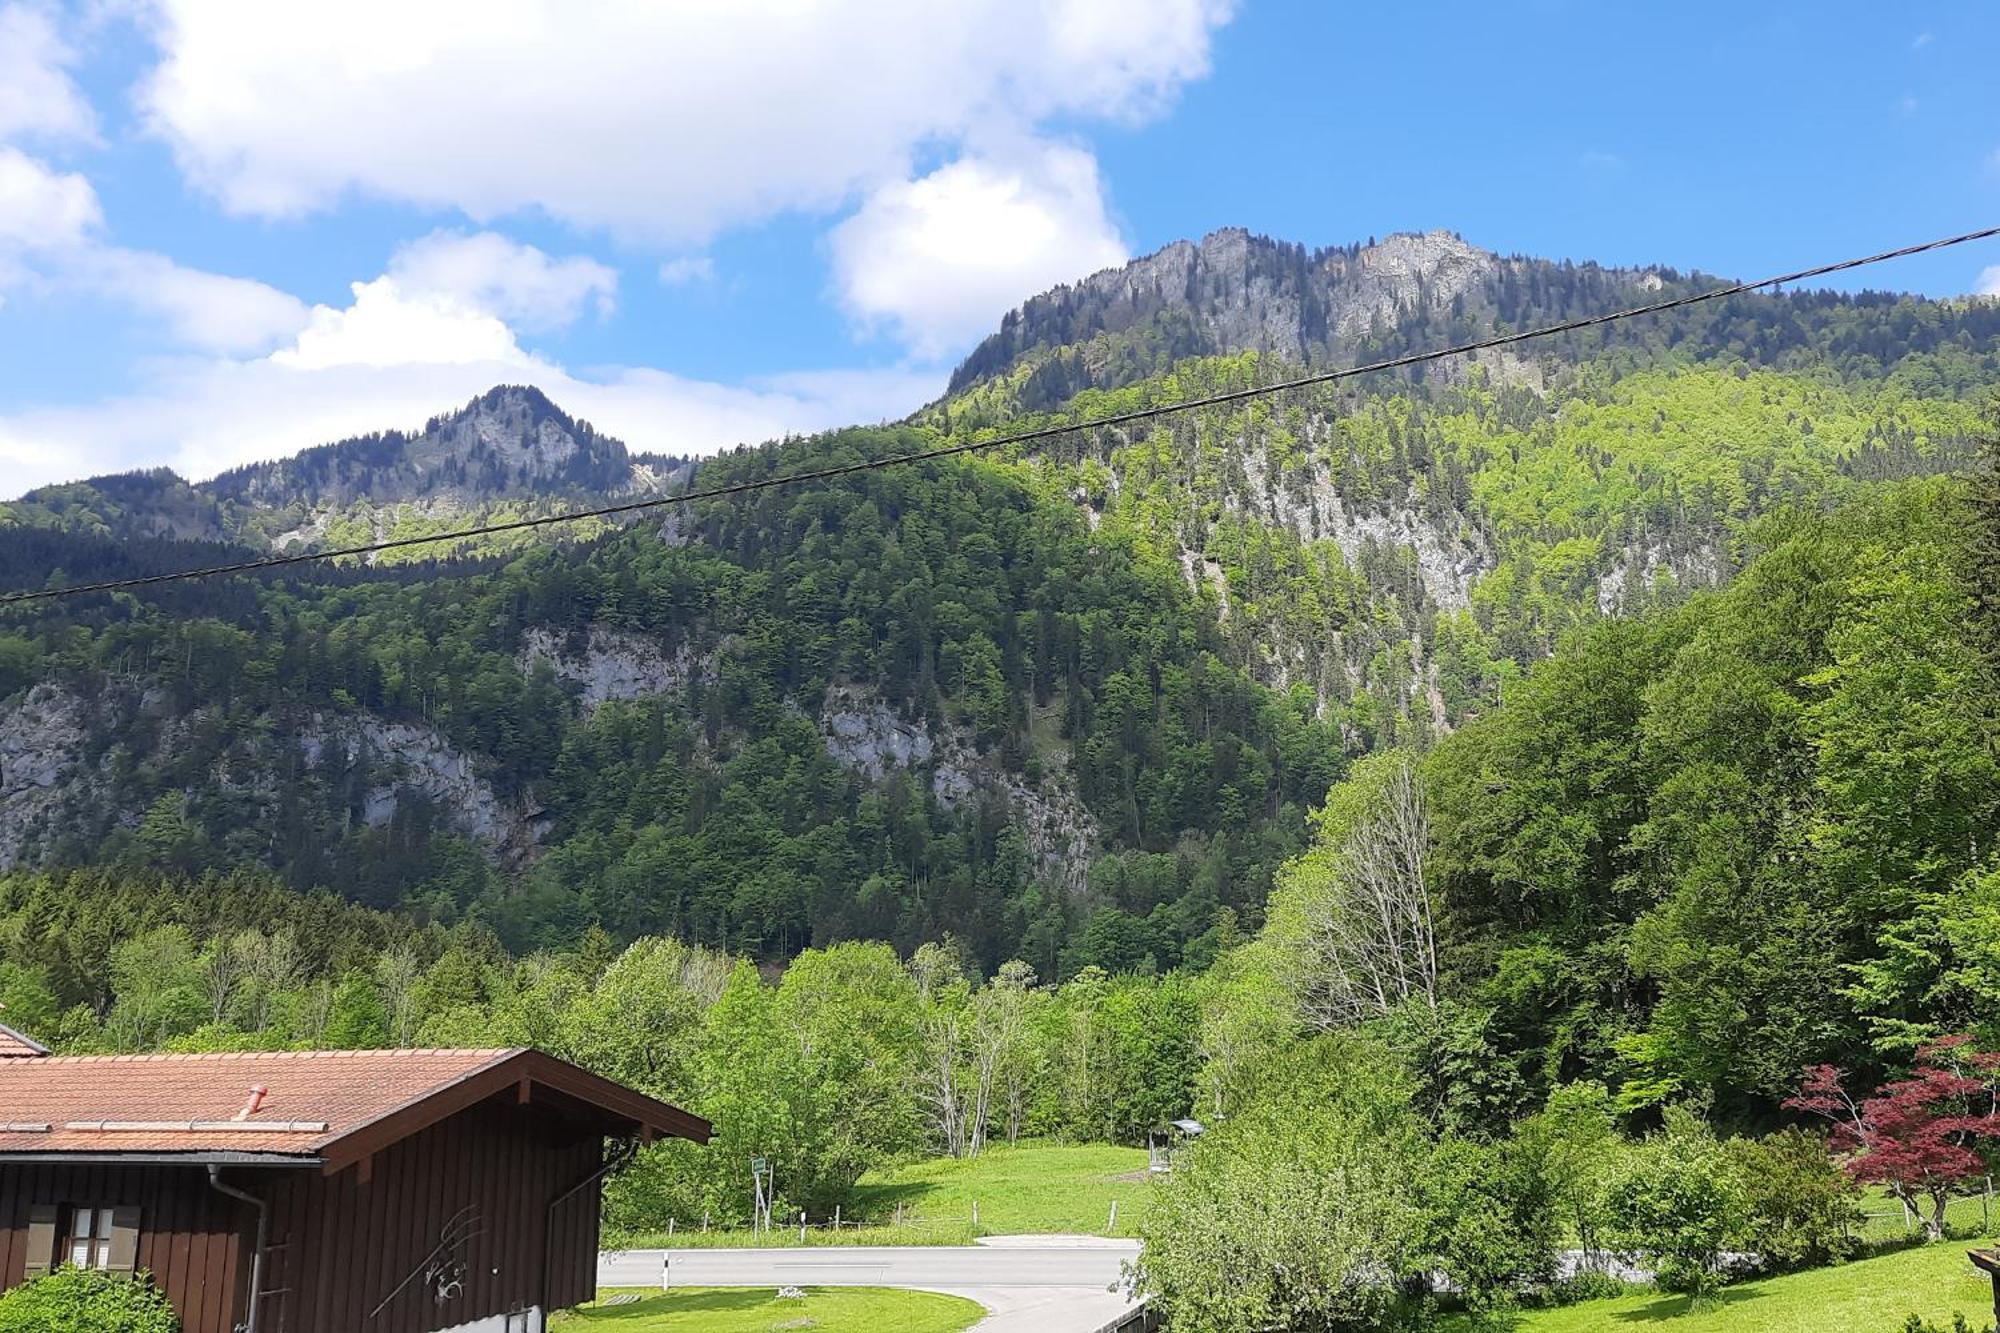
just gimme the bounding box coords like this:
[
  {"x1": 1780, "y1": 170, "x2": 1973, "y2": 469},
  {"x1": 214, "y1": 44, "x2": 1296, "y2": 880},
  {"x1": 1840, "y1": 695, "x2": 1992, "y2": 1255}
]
[{"x1": 751, "y1": 1156, "x2": 768, "y2": 1174}]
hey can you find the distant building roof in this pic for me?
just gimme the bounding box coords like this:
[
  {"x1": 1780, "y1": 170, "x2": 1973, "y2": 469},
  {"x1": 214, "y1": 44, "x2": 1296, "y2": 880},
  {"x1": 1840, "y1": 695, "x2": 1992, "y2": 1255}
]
[
  {"x1": 0, "y1": 1023, "x2": 49, "y2": 1059},
  {"x1": 0, "y1": 1047, "x2": 710, "y2": 1168}
]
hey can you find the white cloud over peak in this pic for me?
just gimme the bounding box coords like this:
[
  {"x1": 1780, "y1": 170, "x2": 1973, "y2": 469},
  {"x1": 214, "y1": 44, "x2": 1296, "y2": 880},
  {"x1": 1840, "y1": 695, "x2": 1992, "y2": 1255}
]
[
  {"x1": 1978, "y1": 266, "x2": 2000, "y2": 298},
  {"x1": 386, "y1": 229, "x2": 617, "y2": 332},
  {"x1": 138, "y1": 0, "x2": 1234, "y2": 242},
  {"x1": 272, "y1": 277, "x2": 529, "y2": 371},
  {"x1": 0, "y1": 4, "x2": 97, "y2": 143},
  {"x1": 0, "y1": 248, "x2": 942, "y2": 492},
  {"x1": 831, "y1": 144, "x2": 1128, "y2": 358}
]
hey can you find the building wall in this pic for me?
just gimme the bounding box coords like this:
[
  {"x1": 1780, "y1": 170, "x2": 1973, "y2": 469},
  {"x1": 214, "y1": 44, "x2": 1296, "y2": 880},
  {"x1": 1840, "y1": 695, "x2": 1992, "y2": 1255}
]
[
  {"x1": 256, "y1": 1099, "x2": 603, "y2": 1333},
  {"x1": 0, "y1": 1099, "x2": 606, "y2": 1333},
  {"x1": 0, "y1": 1160, "x2": 254, "y2": 1333}
]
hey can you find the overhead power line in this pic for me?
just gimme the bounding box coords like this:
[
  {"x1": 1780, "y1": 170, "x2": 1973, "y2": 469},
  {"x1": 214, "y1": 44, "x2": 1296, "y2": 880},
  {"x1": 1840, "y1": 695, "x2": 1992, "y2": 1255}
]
[{"x1": 4, "y1": 222, "x2": 1997, "y2": 608}]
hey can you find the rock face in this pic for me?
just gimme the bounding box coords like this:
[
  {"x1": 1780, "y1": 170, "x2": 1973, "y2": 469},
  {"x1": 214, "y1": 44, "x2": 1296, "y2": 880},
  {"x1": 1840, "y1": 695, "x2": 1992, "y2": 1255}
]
[
  {"x1": 948, "y1": 228, "x2": 1660, "y2": 402},
  {"x1": 0, "y1": 684, "x2": 90, "y2": 867},
  {"x1": 519, "y1": 626, "x2": 717, "y2": 710},
  {"x1": 818, "y1": 686, "x2": 1099, "y2": 896},
  {"x1": 298, "y1": 714, "x2": 537, "y2": 858}
]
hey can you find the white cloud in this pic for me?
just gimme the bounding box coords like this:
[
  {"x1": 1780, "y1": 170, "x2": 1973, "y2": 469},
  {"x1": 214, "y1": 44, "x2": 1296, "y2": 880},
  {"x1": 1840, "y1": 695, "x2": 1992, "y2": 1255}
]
[
  {"x1": 0, "y1": 4, "x2": 97, "y2": 143},
  {"x1": 1977, "y1": 266, "x2": 2000, "y2": 298},
  {"x1": 0, "y1": 146, "x2": 100, "y2": 252},
  {"x1": 0, "y1": 259, "x2": 943, "y2": 491},
  {"x1": 72, "y1": 248, "x2": 309, "y2": 354},
  {"x1": 386, "y1": 229, "x2": 616, "y2": 332},
  {"x1": 831, "y1": 143, "x2": 1128, "y2": 358},
  {"x1": 0, "y1": 148, "x2": 306, "y2": 352},
  {"x1": 658, "y1": 255, "x2": 716, "y2": 287},
  {"x1": 272, "y1": 277, "x2": 523, "y2": 371},
  {"x1": 138, "y1": 0, "x2": 1234, "y2": 242}
]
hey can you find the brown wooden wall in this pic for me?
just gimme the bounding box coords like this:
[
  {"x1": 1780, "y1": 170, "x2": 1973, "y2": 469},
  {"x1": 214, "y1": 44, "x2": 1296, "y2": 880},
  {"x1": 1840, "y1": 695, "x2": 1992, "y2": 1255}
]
[
  {"x1": 256, "y1": 1099, "x2": 604, "y2": 1333},
  {"x1": 0, "y1": 1161, "x2": 254, "y2": 1333},
  {"x1": 0, "y1": 1097, "x2": 607, "y2": 1333}
]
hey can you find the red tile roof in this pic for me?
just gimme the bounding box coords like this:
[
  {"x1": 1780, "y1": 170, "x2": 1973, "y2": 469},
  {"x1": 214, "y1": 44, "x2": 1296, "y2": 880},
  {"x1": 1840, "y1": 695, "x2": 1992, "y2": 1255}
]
[
  {"x1": 0, "y1": 1048, "x2": 516, "y2": 1156},
  {"x1": 0, "y1": 1047, "x2": 710, "y2": 1164},
  {"x1": 0, "y1": 1024, "x2": 48, "y2": 1059}
]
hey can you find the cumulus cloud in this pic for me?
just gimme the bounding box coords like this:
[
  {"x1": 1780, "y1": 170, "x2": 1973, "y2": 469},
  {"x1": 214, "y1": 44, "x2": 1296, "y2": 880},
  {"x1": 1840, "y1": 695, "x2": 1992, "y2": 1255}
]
[
  {"x1": 0, "y1": 147, "x2": 306, "y2": 352},
  {"x1": 386, "y1": 229, "x2": 616, "y2": 332},
  {"x1": 0, "y1": 146, "x2": 99, "y2": 252},
  {"x1": 0, "y1": 255, "x2": 942, "y2": 492},
  {"x1": 0, "y1": 4, "x2": 97, "y2": 143},
  {"x1": 831, "y1": 143, "x2": 1128, "y2": 358},
  {"x1": 1978, "y1": 266, "x2": 2000, "y2": 298},
  {"x1": 138, "y1": 0, "x2": 1234, "y2": 242}
]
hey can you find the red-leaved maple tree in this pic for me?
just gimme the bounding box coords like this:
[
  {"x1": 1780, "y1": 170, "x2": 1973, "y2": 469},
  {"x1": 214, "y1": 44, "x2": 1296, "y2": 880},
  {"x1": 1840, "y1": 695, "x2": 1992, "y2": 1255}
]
[{"x1": 1786, "y1": 1034, "x2": 2000, "y2": 1239}]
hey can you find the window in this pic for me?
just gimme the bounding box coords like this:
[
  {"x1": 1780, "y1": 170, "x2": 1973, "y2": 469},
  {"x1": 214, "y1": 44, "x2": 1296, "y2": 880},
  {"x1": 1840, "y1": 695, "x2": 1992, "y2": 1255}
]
[
  {"x1": 67, "y1": 1207, "x2": 115, "y2": 1269},
  {"x1": 22, "y1": 1204, "x2": 140, "y2": 1279}
]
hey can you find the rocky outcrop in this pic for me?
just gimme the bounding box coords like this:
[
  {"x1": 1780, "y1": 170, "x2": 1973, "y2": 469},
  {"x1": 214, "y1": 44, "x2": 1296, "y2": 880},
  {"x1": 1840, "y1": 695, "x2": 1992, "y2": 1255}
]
[
  {"x1": 519, "y1": 626, "x2": 717, "y2": 710},
  {"x1": 0, "y1": 685, "x2": 90, "y2": 867},
  {"x1": 298, "y1": 714, "x2": 530, "y2": 855},
  {"x1": 818, "y1": 686, "x2": 1100, "y2": 896}
]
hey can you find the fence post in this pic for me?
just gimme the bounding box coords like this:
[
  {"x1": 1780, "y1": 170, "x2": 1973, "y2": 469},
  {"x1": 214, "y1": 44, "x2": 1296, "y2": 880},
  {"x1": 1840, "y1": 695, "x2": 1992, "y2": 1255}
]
[
  {"x1": 800, "y1": 1210, "x2": 806, "y2": 1242},
  {"x1": 1107, "y1": 1201, "x2": 1118, "y2": 1233},
  {"x1": 972, "y1": 1200, "x2": 979, "y2": 1228},
  {"x1": 834, "y1": 1205, "x2": 841, "y2": 1232}
]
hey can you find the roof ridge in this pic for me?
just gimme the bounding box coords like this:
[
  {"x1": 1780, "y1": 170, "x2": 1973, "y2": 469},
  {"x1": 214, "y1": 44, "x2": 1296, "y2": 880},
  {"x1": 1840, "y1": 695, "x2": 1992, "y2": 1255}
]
[{"x1": 18, "y1": 1047, "x2": 523, "y2": 1065}]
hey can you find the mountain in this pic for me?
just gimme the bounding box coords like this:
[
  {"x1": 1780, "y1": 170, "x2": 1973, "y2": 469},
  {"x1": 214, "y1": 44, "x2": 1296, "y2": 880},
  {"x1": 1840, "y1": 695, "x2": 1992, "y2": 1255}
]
[
  {"x1": 0, "y1": 229, "x2": 1992, "y2": 978},
  {"x1": 2, "y1": 385, "x2": 694, "y2": 554}
]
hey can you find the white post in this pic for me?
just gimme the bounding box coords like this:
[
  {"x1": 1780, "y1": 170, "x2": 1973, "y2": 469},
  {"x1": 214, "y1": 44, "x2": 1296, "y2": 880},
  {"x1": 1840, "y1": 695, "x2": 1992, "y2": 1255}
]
[
  {"x1": 1107, "y1": 1200, "x2": 1117, "y2": 1233},
  {"x1": 971, "y1": 1200, "x2": 979, "y2": 1228}
]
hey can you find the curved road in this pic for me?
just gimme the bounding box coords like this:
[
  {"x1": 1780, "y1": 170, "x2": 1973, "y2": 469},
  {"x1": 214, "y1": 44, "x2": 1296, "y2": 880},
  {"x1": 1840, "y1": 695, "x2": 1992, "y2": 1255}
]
[{"x1": 598, "y1": 1237, "x2": 1142, "y2": 1332}]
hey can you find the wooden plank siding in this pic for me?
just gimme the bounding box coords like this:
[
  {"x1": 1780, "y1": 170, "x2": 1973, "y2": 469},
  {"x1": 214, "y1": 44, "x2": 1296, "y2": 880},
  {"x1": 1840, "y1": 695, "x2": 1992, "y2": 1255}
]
[
  {"x1": 1, "y1": 1097, "x2": 608, "y2": 1333},
  {"x1": 0, "y1": 1161, "x2": 254, "y2": 1333}
]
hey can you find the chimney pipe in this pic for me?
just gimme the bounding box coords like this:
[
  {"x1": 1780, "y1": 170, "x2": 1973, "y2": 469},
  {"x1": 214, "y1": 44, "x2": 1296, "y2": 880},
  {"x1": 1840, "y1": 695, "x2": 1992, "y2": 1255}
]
[{"x1": 236, "y1": 1085, "x2": 269, "y2": 1122}]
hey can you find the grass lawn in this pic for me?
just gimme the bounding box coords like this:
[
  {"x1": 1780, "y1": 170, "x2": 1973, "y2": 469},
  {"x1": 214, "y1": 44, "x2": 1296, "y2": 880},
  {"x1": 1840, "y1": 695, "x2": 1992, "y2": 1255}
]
[
  {"x1": 561, "y1": 1287, "x2": 983, "y2": 1332},
  {"x1": 1475, "y1": 1243, "x2": 1995, "y2": 1332},
  {"x1": 625, "y1": 1139, "x2": 1154, "y2": 1248}
]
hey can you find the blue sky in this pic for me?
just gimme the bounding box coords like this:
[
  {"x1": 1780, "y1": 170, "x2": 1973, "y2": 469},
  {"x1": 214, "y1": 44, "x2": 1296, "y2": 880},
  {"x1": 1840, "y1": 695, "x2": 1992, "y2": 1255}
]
[{"x1": 0, "y1": 1, "x2": 1995, "y2": 494}]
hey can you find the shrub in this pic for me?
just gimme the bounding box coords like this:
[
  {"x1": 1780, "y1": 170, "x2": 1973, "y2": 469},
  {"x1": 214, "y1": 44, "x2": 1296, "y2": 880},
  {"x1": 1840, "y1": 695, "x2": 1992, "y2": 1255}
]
[
  {"x1": 0, "y1": 1268, "x2": 180, "y2": 1333},
  {"x1": 1602, "y1": 1109, "x2": 1748, "y2": 1305},
  {"x1": 1726, "y1": 1126, "x2": 1863, "y2": 1270},
  {"x1": 1134, "y1": 1037, "x2": 1433, "y2": 1332}
]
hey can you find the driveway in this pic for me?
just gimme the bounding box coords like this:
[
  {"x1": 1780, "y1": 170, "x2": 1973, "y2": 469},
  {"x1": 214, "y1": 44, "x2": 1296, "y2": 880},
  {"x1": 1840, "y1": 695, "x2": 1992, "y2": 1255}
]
[{"x1": 598, "y1": 1235, "x2": 1144, "y2": 1332}]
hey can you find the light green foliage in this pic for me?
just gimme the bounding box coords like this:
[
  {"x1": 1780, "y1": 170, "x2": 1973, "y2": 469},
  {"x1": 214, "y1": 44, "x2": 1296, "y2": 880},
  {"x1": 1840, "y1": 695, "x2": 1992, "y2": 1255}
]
[
  {"x1": 1135, "y1": 1039, "x2": 1431, "y2": 1333},
  {"x1": 0, "y1": 1268, "x2": 181, "y2": 1333},
  {"x1": 1601, "y1": 1109, "x2": 1749, "y2": 1303}
]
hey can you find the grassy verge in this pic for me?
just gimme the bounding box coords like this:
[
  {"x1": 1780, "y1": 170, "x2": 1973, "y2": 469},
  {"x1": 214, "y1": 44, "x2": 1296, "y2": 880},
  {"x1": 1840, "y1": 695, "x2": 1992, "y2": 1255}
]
[
  {"x1": 560, "y1": 1287, "x2": 983, "y2": 1332},
  {"x1": 1465, "y1": 1242, "x2": 1994, "y2": 1332},
  {"x1": 621, "y1": 1139, "x2": 1154, "y2": 1249}
]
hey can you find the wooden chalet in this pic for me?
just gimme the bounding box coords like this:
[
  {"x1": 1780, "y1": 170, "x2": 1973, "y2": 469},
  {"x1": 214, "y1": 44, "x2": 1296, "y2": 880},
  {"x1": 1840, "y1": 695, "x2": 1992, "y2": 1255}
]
[{"x1": 0, "y1": 1032, "x2": 710, "y2": 1333}]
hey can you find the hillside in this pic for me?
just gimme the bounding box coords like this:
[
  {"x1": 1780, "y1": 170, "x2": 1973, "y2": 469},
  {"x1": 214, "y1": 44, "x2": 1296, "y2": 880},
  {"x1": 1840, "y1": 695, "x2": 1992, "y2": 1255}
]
[{"x1": 0, "y1": 229, "x2": 1993, "y2": 972}]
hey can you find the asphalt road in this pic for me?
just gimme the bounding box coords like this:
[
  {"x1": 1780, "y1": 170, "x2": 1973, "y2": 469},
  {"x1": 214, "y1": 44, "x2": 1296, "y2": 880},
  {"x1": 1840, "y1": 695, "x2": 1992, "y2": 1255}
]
[{"x1": 598, "y1": 1238, "x2": 1143, "y2": 1332}]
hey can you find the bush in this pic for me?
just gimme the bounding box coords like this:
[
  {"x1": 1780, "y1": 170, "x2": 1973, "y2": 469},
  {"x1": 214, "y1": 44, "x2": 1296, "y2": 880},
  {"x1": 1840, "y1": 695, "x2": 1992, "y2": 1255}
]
[
  {"x1": 1134, "y1": 1037, "x2": 1433, "y2": 1332},
  {"x1": 1727, "y1": 1126, "x2": 1863, "y2": 1270},
  {"x1": 0, "y1": 1268, "x2": 180, "y2": 1333},
  {"x1": 1602, "y1": 1109, "x2": 1747, "y2": 1305}
]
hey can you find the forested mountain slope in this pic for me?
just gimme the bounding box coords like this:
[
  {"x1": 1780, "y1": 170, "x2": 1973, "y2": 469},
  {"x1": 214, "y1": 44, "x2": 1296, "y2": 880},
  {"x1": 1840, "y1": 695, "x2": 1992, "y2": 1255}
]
[{"x1": 0, "y1": 230, "x2": 1993, "y2": 976}]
